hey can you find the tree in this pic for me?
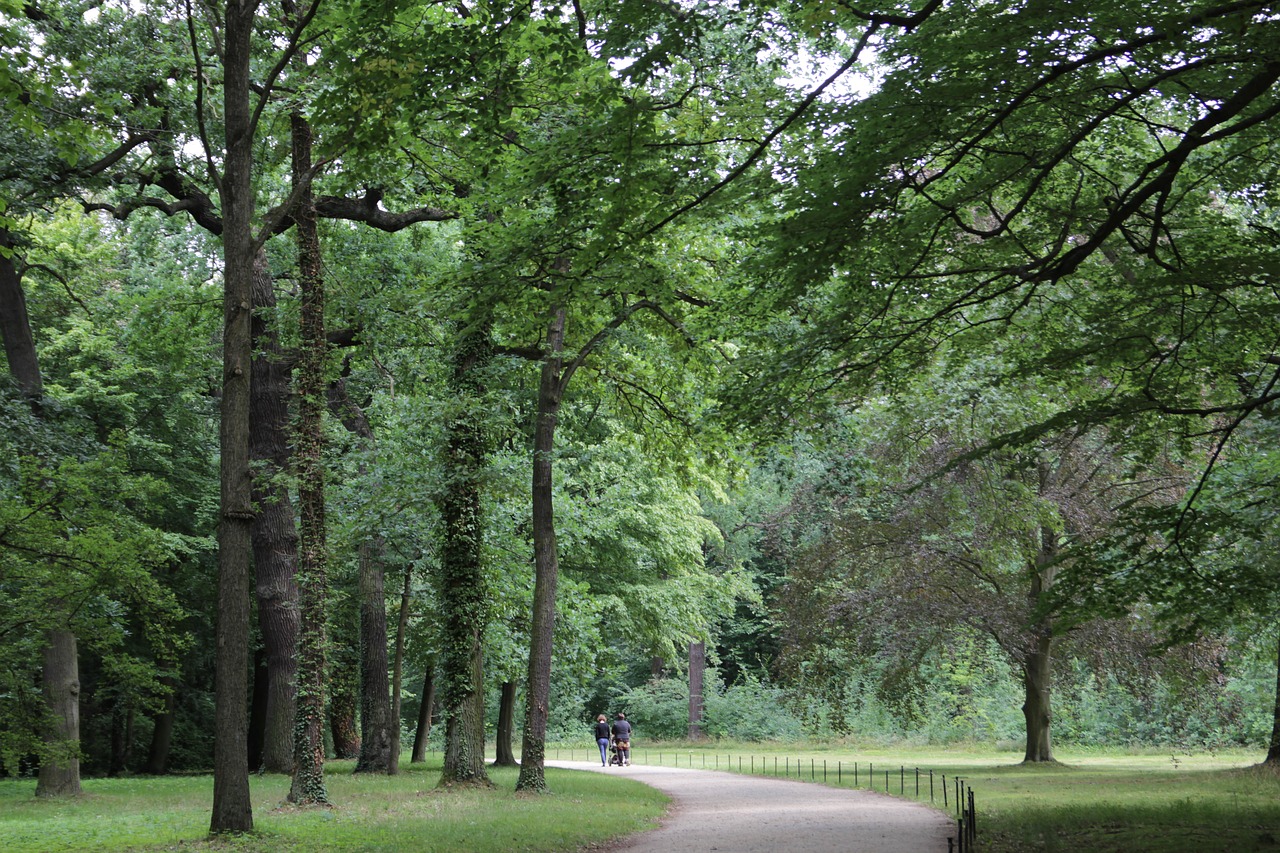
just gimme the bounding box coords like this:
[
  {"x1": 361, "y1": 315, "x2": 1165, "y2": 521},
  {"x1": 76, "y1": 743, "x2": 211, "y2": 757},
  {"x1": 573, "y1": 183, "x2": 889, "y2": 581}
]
[
  {"x1": 248, "y1": 248, "x2": 300, "y2": 774},
  {"x1": 436, "y1": 321, "x2": 495, "y2": 787},
  {"x1": 741, "y1": 0, "x2": 1280, "y2": 464},
  {"x1": 286, "y1": 110, "x2": 330, "y2": 806},
  {"x1": 0, "y1": 207, "x2": 204, "y2": 792},
  {"x1": 717, "y1": 0, "x2": 1280, "y2": 757},
  {"x1": 763, "y1": 349, "x2": 1193, "y2": 759}
]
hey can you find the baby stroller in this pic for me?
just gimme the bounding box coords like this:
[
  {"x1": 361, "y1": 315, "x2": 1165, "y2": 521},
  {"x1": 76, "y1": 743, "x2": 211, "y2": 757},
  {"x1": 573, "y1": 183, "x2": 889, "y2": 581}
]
[{"x1": 609, "y1": 737, "x2": 626, "y2": 766}]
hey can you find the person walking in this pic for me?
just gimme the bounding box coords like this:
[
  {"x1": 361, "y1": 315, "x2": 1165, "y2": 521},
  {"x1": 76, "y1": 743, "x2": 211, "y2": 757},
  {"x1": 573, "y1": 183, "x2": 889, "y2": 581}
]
[
  {"x1": 611, "y1": 712, "x2": 632, "y2": 766},
  {"x1": 593, "y1": 714, "x2": 611, "y2": 766}
]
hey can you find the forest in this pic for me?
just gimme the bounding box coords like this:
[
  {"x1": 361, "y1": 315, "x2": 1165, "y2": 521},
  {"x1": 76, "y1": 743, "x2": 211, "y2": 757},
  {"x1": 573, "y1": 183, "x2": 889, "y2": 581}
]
[{"x1": 2, "y1": 0, "x2": 1280, "y2": 838}]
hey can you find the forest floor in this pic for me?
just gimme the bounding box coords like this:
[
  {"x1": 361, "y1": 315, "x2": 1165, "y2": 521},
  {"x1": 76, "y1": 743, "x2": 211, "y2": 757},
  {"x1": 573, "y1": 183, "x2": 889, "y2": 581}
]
[{"x1": 546, "y1": 760, "x2": 955, "y2": 852}]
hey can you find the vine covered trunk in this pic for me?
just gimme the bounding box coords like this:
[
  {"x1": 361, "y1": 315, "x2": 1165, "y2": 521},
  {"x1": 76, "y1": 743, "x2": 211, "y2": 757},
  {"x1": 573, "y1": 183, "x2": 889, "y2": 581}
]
[
  {"x1": 438, "y1": 323, "x2": 493, "y2": 787},
  {"x1": 328, "y1": 647, "x2": 361, "y2": 760},
  {"x1": 286, "y1": 110, "x2": 330, "y2": 806}
]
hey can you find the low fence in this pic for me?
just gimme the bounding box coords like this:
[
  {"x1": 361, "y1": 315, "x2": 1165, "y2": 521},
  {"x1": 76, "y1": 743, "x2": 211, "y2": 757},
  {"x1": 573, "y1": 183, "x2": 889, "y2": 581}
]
[{"x1": 550, "y1": 748, "x2": 977, "y2": 851}]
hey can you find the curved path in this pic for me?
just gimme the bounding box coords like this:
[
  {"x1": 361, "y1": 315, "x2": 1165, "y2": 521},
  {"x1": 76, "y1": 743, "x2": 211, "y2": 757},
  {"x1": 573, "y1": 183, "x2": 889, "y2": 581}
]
[{"x1": 547, "y1": 760, "x2": 955, "y2": 853}]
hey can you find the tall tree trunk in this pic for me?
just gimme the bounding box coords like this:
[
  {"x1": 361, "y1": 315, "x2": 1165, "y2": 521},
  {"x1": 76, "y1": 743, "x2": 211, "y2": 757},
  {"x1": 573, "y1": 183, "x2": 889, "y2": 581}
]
[
  {"x1": 411, "y1": 664, "x2": 436, "y2": 764},
  {"x1": 516, "y1": 307, "x2": 566, "y2": 793},
  {"x1": 389, "y1": 567, "x2": 413, "y2": 773},
  {"x1": 328, "y1": 642, "x2": 362, "y2": 759},
  {"x1": 1265, "y1": 635, "x2": 1280, "y2": 765},
  {"x1": 247, "y1": 649, "x2": 268, "y2": 771},
  {"x1": 249, "y1": 248, "x2": 300, "y2": 775},
  {"x1": 688, "y1": 641, "x2": 706, "y2": 741},
  {"x1": 35, "y1": 630, "x2": 81, "y2": 797},
  {"x1": 287, "y1": 110, "x2": 329, "y2": 806},
  {"x1": 355, "y1": 534, "x2": 393, "y2": 773},
  {"x1": 210, "y1": 0, "x2": 259, "y2": 832},
  {"x1": 109, "y1": 701, "x2": 129, "y2": 777},
  {"x1": 145, "y1": 675, "x2": 178, "y2": 775},
  {"x1": 1022, "y1": 522, "x2": 1057, "y2": 764},
  {"x1": 328, "y1": 379, "x2": 394, "y2": 775},
  {"x1": 493, "y1": 682, "x2": 518, "y2": 767},
  {"x1": 438, "y1": 325, "x2": 493, "y2": 788}
]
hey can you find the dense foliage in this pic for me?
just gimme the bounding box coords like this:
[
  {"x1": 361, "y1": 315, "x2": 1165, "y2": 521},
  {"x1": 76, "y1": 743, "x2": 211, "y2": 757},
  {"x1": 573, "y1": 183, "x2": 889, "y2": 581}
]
[{"x1": 2, "y1": 0, "x2": 1280, "y2": 831}]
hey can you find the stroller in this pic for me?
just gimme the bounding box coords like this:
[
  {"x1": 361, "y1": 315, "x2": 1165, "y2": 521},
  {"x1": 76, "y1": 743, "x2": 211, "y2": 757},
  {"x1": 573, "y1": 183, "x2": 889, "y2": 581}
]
[{"x1": 608, "y1": 736, "x2": 626, "y2": 766}]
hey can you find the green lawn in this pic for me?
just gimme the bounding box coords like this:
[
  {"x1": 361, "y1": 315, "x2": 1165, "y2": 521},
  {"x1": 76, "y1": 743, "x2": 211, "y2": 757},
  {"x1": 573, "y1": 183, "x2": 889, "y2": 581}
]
[
  {"x1": 6, "y1": 746, "x2": 1280, "y2": 852},
  {"x1": 0, "y1": 758, "x2": 667, "y2": 852}
]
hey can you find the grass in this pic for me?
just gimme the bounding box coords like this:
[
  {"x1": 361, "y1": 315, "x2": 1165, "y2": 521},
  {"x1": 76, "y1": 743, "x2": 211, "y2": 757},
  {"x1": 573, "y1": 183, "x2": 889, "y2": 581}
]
[
  {"x1": 0, "y1": 757, "x2": 667, "y2": 852},
  {"x1": 551, "y1": 740, "x2": 1280, "y2": 853},
  {"x1": 7, "y1": 744, "x2": 1280, "y2": 852}
]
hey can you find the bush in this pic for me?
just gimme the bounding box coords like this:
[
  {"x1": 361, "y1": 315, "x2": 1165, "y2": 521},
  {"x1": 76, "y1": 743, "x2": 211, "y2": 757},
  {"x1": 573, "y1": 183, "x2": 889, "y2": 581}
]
[{"x1": 614, "y1": 671, "x2": 804, "y2": 742}]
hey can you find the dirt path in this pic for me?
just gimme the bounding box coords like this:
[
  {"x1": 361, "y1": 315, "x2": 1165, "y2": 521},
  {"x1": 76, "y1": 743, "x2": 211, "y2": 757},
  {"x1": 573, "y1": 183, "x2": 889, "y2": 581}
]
[{"x1": 547, "y1": 760, "x2": 956, "y2": 852}]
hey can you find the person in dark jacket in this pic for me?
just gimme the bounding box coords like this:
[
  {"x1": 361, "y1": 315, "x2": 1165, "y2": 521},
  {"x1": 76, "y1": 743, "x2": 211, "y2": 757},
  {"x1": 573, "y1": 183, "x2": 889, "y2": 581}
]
[
  {"x1": 594, "y1": 714, "x2": 611, "y2": 766},
  {"x1": 611, "y1": 712, "x2": 632, "y2": 766}
]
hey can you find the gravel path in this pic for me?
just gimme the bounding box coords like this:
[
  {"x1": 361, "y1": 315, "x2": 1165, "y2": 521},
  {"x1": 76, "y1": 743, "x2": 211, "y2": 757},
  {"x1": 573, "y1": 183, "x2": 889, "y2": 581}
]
[{"x1": 547, "y1": 760, "x2": 956, "y2": 853}]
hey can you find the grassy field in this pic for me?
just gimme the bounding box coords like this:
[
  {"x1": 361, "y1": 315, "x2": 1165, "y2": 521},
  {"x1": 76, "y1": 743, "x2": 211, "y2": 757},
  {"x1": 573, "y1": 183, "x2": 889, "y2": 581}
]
[
  {"x1": 0, "y1": 758, "x2": 667, "y2": 852},
  {"x1": 5, "y1": 745, "x2": 1280, "y2": 852},
  {"x1": 556, "y1": 741, "x2": 1280, "y2": 853}
]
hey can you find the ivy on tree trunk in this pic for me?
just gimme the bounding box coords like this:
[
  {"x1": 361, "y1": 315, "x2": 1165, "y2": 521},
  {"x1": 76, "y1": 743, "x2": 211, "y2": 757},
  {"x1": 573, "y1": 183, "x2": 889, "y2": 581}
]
[
  {"x1": 438, "y1": 322, "x2": 493, "y2": 788},
  {"x1": 286, "y1": 110, "x2": 329, "y2": 807}
]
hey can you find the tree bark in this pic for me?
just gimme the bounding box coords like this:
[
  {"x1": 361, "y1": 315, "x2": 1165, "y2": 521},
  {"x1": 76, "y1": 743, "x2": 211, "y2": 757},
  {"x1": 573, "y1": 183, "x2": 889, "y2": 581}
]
[
  {"x1": 328, "y1": 644, "x2": 362, "y2": 759},
  {"x1": 35, "y1": 630, "x2": 81, "y2": 797},
  {"x1": 1021, "y1": 523, "x2": 1057, "y2": 764},
  {"x1": 516, "y1": 307, "x2": 566, "y2": 793},
  {"x1": 109, "y1": 702, "x2": 134, "y2": 777},
  {"x1": 247, "y1": 649, "x2": 268, "y2": 771},
  {"x1": 249, "y1": 248, "x2": 300, "y2": 775},
  {"x1": 144, "y1": 675, "x2": 178, "y2": 775},
  {"x1": 689, "y1": 641, "x2": 706, "y2": 741},
  {"x1": 494, "y1": 682, "x2": 518, "y2": 767},
  {"x1": 286, "y1": 110, "x2": 329, "y2": 807},
  {"x1": 355, "y1": 534, "x2": 393, "y2": 773},
  {"x1": 0, "y1": 231, "x2": 43, "y2": 401},
  {"x1": 328, "y1": 375, "x2": 398, "y2": 772},
  {"x1": 411, "y1": 664, "x2": 436, "y2": 763},
  {"x1": 1265, "y1": 634, "x2": 1280, "y2": 764},
  {"x1": 328, "y1": 381, "x2": 394, "y2": 776},
  {"x1": 389, "y1": 567, "x2": 413, "y2": 773},
  {"x1": 210, "y1": 0, "x2": 258, "y2": 832},
  {"x1": 438, "y1": 324, "x2": 493, "y2": 788}
]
